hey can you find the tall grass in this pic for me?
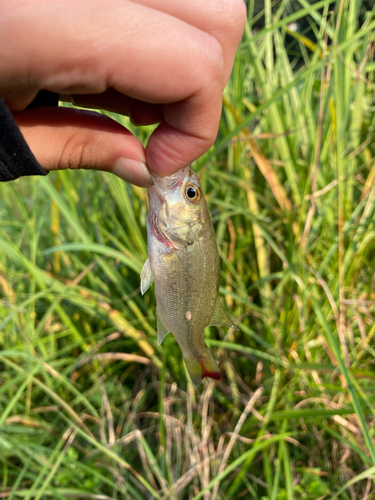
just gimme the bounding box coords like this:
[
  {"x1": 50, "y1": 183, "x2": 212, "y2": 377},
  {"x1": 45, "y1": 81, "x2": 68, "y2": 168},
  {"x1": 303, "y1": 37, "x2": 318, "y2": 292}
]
[{"x1": 1, "y1": 0, "x2": 375, "y2": 498}]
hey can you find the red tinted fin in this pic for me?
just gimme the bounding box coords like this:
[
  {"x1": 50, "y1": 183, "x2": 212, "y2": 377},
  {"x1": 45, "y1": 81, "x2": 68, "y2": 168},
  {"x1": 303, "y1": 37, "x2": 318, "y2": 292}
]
[
  {"x1": 201, "y1": 370, "x2": 221, "y2": 381},
  {"x1": 199, "y1": 357, "x2": 221, "y2": 381},
  {"x1": 184, "y1": 351, "x2": 221, "y2": 385}
]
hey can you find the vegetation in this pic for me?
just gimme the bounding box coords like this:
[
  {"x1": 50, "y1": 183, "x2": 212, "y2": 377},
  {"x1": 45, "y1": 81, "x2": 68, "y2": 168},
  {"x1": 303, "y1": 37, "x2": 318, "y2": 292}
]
[{"x1": 1, "y1": 0, "x2": 375, "y2": 498}]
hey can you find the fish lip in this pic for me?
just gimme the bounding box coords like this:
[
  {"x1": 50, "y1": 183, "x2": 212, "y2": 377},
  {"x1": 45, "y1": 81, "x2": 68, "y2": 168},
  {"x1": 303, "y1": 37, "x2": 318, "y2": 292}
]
[
  {"x1": 148, "y1": 182, "x2": 164, "y2": 205},
  {"x1": 147, "y1": 167, "x2": 188, "y2": 206},
  {"x1": 147, "y1": 182, "x2": 172, "y2": 248},
  {"x1": 150, "y1": 165, "x2": 190, "y2": 193}
]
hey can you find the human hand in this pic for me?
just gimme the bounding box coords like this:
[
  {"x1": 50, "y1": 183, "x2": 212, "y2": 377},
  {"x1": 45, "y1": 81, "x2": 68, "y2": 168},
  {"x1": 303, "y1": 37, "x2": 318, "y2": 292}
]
[{"x1": 0, "y1": 0, "x2": 246, "y2": 186}]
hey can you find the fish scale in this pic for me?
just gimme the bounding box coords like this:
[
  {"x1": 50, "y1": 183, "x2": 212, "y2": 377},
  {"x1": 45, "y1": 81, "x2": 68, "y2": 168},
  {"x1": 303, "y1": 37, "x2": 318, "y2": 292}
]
[
  {"x1": 141, "y1": 165, "x2": 238, "y2": 385},
  {"x1": 155, "y1": 238, "x2": 219, "y2": 358}
]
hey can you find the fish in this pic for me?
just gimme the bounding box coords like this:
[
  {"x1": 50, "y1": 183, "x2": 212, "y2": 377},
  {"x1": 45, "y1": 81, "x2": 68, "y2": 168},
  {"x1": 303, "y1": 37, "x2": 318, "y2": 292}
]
[{"x1": 141, "y1": 165, "x2": 237, "y2": 385}]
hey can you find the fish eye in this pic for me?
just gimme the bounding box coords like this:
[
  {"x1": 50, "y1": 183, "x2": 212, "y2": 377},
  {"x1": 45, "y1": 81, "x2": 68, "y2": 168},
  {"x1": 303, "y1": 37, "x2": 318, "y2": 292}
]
[{"x1": 185, "y1": 185, "x2": 201, "y2": 203}]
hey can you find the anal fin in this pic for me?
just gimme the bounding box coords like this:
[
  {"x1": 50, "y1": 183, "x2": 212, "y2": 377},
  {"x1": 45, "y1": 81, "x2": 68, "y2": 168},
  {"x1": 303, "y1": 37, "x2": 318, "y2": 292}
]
[
  {"x1": 208, "y1": 297, "x2": 239, "y2": 331},
  {"x1": 157, "y1": 310, "x2": 170, "y2": 345}
]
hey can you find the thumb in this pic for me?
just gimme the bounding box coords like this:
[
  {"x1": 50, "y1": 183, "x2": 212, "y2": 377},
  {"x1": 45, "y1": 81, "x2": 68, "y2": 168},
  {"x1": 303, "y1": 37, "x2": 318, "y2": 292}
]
[{"x1": 14, "y1": 107, "x2": 151, "y2": 187}]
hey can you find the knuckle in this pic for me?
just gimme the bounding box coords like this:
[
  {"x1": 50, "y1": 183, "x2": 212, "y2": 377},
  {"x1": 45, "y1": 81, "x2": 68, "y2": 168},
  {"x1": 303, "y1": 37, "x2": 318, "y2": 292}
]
[
  {"x1": 193, "y1": 1, "x2": 246, "y2": 86},
  {"x1": 186, "y1": 34, "x2": 224, "y2": 90},
  {"x1": 58, "y1": 134, "x2": 90, "y2": 171},
  {"x1": 230, "y1": 0, "x2": 248, "y2": 32},
  {"x1": 204, "y1": 38, "x2": 225, "y2": 83},
  {"x1": 209, "y1": 0, "x2": 247, "y2": 37}
]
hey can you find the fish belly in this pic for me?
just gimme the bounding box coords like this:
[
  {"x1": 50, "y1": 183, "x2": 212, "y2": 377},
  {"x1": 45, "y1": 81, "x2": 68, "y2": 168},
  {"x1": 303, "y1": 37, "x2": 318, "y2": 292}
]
[{"x1": 150, "y1": 233, "x2": 220, "y2": 359}]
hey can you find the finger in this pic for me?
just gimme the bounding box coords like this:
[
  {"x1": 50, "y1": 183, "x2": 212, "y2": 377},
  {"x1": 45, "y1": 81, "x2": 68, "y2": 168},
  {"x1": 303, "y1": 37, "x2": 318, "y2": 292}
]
[
  {"x1": 1, "y1": 0, "x2": 237, "y2": 175},
  {"x1": 146, "y1": 88, "x2": 223, "y2": 176},
  {"x1": 69, "y1": 89, "x2": 220, "y2": 174},
  {"x1": 2, "y1": 0, "x2": 224, "y2": 108},
  {"x1": 128, "y1": 0, "x2": 247, "y2": 81},
  {"x1": 128, "y1": 100, "x2": 163, "y2": 126},
  {"x1": 14, "y1": 107, "x2": 152, "y2": 187},
  {"x1": 65, "y1": 90, "x2": 164, "y2": 125}
]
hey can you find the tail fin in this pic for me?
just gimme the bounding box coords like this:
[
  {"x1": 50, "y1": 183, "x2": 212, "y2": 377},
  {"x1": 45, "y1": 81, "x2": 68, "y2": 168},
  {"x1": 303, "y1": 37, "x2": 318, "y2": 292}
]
[{"x1": 184, "y1": 351, "x2": 221, "y2": 386}]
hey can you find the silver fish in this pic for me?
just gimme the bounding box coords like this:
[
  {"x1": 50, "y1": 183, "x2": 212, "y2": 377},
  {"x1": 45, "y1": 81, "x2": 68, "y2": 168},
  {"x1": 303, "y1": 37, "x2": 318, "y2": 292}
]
[{"x1": 141, "y1": 166, "x2": 237, "y2": 385}]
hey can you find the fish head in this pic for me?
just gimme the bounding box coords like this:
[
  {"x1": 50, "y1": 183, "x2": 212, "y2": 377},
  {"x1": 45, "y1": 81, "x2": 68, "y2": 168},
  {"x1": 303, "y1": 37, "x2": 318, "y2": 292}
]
[{"x1": 147, "y1": 166, "x2": 209, "y2": 249}]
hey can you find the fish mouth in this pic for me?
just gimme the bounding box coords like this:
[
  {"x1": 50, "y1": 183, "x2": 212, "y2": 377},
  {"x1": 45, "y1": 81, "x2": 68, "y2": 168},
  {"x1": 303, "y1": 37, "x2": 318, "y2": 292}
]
[
  {"x1": 150, "y1": 165, "x2": 190, "y2": 193},
  {"x1": 146, "y1": 165, "x2": 194, "y2": 248},
  {"x1": 146, "y1": 166, "x2": 188, "y2": 234},
  {"x1": 147, "y1": 182, "x2": 164, "y2": 209},
  {"x1": 147, "y1": 182, "x2": 172, "y2": 247}
]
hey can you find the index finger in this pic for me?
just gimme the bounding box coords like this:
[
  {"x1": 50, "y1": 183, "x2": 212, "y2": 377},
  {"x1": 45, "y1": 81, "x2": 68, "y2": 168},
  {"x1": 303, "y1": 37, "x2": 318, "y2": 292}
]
[{"x1": 2, "y1": 0, "x2": 245, "y2": 176}]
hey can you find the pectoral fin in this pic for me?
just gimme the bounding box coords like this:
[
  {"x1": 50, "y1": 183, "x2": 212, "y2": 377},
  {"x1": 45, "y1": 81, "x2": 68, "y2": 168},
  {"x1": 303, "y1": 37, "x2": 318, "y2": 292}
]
[
  {"x1": 140, "y1": 258, "x2": 153, "y2": 295},
  {"x1": 156, "y1": 311, "x2": 170, "y2": 345},
  {"x1": 208, "y1": 298, "x2": 239, "y2": 331}
]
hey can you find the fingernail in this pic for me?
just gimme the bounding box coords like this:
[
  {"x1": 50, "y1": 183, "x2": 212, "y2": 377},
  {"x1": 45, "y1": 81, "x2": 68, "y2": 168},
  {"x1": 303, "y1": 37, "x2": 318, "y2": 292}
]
[{"x1": 112, "y1": 158, "x2": 152, "y2": 187}]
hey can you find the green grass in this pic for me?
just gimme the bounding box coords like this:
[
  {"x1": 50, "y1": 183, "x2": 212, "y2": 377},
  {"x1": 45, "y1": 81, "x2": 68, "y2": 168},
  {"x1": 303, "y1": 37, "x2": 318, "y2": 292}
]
[{"x1": 1, "y1": 0, "x2": 375, "y2": 498}]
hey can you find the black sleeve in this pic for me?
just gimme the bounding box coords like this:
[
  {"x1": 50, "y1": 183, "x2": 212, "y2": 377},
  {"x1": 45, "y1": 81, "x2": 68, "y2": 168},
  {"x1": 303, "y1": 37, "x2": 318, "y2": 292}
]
[{"x1": 0, "y1": 90, "x2": 59, "y2": 181}]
